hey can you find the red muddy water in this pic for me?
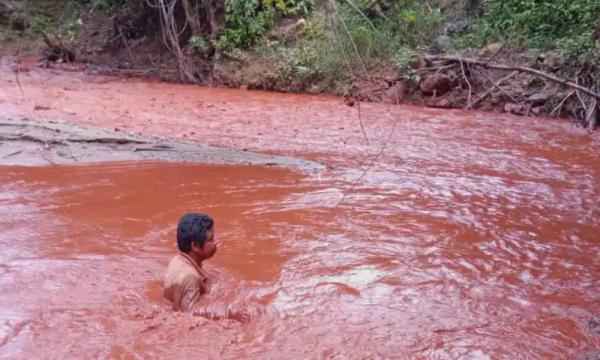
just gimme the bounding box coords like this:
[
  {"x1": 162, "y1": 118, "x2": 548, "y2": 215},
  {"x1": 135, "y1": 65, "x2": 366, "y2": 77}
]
[{"x1": 1, "y1": 64, "x2": 600, "y2": 359}]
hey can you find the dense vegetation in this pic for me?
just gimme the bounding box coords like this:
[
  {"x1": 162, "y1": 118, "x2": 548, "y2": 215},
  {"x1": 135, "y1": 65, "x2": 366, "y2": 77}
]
[{"x1": 460, "y1": 0, "x2": 600, "y2": 57}]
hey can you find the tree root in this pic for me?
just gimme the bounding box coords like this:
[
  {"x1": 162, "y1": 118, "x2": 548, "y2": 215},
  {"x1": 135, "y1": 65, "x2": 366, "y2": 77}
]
[{"x1": 40, "y1": 31, "x2": 76, "y2": 63}]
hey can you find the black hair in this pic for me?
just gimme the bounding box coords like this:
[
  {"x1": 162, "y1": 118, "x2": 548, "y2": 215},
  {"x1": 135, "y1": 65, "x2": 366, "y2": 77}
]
[{"x1": 177, "y1": 213, "x2": 214, "y2": 253}]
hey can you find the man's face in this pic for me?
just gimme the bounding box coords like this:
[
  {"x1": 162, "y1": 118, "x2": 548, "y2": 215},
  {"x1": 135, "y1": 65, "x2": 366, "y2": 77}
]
[{"x1": 200, "y1": 228, "x2": 217, "y2": 260}]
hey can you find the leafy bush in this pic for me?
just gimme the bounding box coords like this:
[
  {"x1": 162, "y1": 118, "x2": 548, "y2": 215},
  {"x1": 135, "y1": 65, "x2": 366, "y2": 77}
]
[
  {"x1": 24, "y1": 1, "x2": 83, "y2": 43},
  {"x1": 249, "y1": 1, "x2": 444, "y2": 92},
  {"x1": 255, "y1": 15, "x2": 343, "y2": 90},
  {"x1": 265, "y1": 0, "x2": 314, "y2": 16},
  {"x1": 188, "y1": 35, "x2": 209, "y2": 54},
  {"x1": 459, "y1": 0, "x2": 600, "y2": 56},
  {"x1": 323, "y1": 1, "x2": 442, "y2": 69},
  {"x1": 214, "y1": 0, "x2": 314, "y2": 52}
]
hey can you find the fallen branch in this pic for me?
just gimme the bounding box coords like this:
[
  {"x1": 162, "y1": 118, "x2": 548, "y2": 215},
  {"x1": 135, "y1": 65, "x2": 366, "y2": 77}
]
[
  {"x1": 479, "y1": 70, "x2": 518, "y2": 103},
  {"x1": 417, "y1": 64, "x2": 456, "y2": 73},
  {"x1": 336, "y1": 113, "x2": 400, "y2": 207},
  {"x1": 484, "y1": 42, "x2": 505, "y2": 64},
  {"x1": 40, "y1": 31, "x2": 75, "y2": 62},
  {"x1": 356, "y1": 100, "x2": 369, "y2": 145},
  {"x1": 15, "y1": 62, "x2": 24, "y2": 98},
  {"x1": 426, "y1": 55, "x2": 600, "y2": 100},
  {"x1": 576, "y1": 90, "x2": 588, "y2": 115},
  {"x1": 458, "y1": 58, "x2": 473, "y2": 106},
  {"x1": 550, "y1": 90, "x2": 575, "y2": 117},
  {"x1": 587, "y1": 99, "x2": 598, "y2": 131},
  {"x1": 469, "y1": 71, "x2": 518, "y2": 109}
]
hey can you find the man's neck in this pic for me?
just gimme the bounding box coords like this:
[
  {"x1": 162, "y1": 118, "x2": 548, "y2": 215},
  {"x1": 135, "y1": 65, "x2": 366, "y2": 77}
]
[{"x1": 181, "y1": 251, "x2": 203, "y2": 268}]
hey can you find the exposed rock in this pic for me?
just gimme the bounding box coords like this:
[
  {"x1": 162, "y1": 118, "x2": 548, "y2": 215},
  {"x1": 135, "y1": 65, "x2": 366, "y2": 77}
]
[
  {"x1": 527, "y1": 92, "x2": 549, "y2": 106},
  {"x1": 307, "y1": 84, "x2": 322, "y2": 94},
  {"x1": 410, "y1": 55, "x2": 427, "y2": 70},
  {"x1": 420, "y1": 75, "x2": 452, "y2": 96},
  {"x1": 382, "y1": 82, "x2": 405, "y2": 105},
  {"x1": 425, "y1": 97, "x2": 452, "y2": 109},
  {"x1": 490, "y1": 95, "x2": 503, "y2": 106},
  {"x1": 479, "y1": 42, "x2": 504, "y2": 58},
  {"x1": 536, "y1": 51, "x2": 562, "y2": 69},
  {"x1": 435, "y1": 35, "x2": 452, "y2": 51},
  {"x1": 0, "y1": 117, "x2": 323, "y2": 169},
  {"x1": 445, "y1": 19, "x2": 470, "y2": 35},
  {"x1": 504, "y1": 103, "x2": 525, "y2": 115}
]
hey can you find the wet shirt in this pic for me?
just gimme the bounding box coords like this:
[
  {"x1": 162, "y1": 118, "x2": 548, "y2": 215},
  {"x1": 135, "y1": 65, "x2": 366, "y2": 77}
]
[{"x1": 163, "y1": 253, "x2": 209, "y2": 312}]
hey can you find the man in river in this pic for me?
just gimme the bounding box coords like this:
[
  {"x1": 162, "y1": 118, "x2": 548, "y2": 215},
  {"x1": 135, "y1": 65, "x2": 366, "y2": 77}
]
[{"x1": 163, "y1": 213, "x2": 217, "y2": 312}]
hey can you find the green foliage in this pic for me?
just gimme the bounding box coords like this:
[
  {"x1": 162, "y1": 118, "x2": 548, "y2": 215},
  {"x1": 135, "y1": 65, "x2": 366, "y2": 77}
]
[
  {"x1": 24, "y1": 1, "x2": 84, "y2": 44},
  {"x1": 214, "y1": 0, "x2": 314, "y2": 52},
  {"x1": 87, "y1": 0, "x2": 124, "y2": 11},
  {"x1": 382, "y1": 2, "x2": 444, "y2": 48},
  {"x1": 265, "y1": 0, "x2": 314, "y2": 16},
  {"x1": 256, "y1": 15, "x2": 343, "y2": 89},
  {"x1": 188, "y1": 35, "x2": 209, "y2": 54},
  {"x1": 391, "y1": 46, "x2": 417, "y2": 72},
  {"x1": 327, "y1": 1, "x2": 442, "y2": 67},
  {"x1": 251, "y1": 1, "x2": 444, "y2": 92},
  {"x1": 458, "y1": 0, "x2": 600, "y2": 56},
  {"x1": 214, "y1": 0, "x2": 275, "y2": 51}
]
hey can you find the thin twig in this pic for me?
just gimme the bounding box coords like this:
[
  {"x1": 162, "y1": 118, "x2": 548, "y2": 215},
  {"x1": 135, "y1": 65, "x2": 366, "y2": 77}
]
[
  {"x1": 586, "y1": 99, "x2": 597, "y2": 131},
  {"x1": 325, "y1": 3, "x2": 354, "y2": 78},
  {"x1": 550, "y1": 90, "x2": 575, "y2": 117},
  {"x1": 15, "y1": 62, "x2": 24, "y2": 98},
  {"x1": 459, "y1": 58, "x2": 472, "y2": 106},
  {"x1": 576, "y1": 90, "x2": 587, "y2": 114},
  {"x1": 416, "y1": 64, "x2": 456, "y2": 73},
  {"x1": 484, "y1": 42, "x2": 505, "y2": 64},
  {"x1": 479, "y1": 71, "x2": 517, "y2": 103},
  {"x1": 343, "y1": 0, "x2": 377, "y2": 30},
  {"x1": 331, "y1": 0, "x2": 368, "y2": 74},
  {"x1": 336, "y1": 113, "x2": 401, "y2": 207},
  {"x1": 118, "y1": 29, "x2": 135, "y2": 61},
  {"x1": 356, "y1": 99, "x2": 369, "y2": 145},
  {"x1": 469, "y1": 71, "x2": 518, "y2": 109}
]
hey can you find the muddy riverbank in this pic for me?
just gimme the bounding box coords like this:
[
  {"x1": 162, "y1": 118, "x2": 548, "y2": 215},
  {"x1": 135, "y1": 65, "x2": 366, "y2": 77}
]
[{"x1": 0, "y1": 116, "x2": 322, "y2": 168}]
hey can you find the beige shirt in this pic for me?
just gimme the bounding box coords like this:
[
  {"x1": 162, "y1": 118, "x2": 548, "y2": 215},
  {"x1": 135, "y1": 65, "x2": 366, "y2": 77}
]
[{"x1": 163, "y1": 253, "x2": 209, "y2": 312}]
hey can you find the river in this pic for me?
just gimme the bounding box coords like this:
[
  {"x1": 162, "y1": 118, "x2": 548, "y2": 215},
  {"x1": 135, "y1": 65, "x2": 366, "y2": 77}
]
[{"x1": 0, "y1": 64, "x2": 599, "y2": 359}]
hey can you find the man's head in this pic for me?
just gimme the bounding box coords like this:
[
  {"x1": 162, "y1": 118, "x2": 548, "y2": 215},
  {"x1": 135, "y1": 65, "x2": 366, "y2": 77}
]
[{"x1": 177, "y1": 213, "x2": 217, "y2": 260}]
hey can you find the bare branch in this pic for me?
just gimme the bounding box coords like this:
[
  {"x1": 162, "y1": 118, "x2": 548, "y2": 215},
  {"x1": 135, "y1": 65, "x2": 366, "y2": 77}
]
[
  {"x1": 425, "y1": 55, "x2": 600, "y2": 100},
  {"x1": 469, "y1": 71, "x2": 518, "y2": 109}
]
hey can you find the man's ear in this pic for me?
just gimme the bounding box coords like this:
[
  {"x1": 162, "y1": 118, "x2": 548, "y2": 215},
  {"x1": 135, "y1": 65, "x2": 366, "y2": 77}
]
[{"x1": 191, "y1": 242, "x2": 202, "y2": 253}]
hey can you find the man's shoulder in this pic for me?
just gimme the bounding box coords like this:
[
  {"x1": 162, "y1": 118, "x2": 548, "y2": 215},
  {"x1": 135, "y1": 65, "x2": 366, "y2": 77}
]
[{"x1": 165, "y1": 254, "x2": 205, "y2": 283}]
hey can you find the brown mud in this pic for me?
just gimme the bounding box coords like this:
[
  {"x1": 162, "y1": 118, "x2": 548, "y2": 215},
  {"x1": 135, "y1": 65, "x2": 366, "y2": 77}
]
[
  {"x1": 1, "y1": 63, "x2": 600, "y2": 359},
  {"x1": 0, "y1": 116, "x2": 323, "y2": 168}
]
